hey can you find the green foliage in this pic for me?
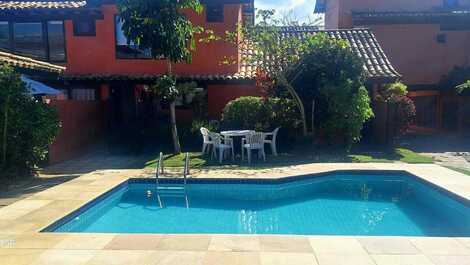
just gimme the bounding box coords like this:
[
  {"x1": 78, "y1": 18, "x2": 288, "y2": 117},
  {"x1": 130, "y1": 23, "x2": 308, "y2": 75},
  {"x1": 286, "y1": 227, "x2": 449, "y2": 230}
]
[
  {"x1": 0, "y1": 64, "x2": 60, "y2": 174},
  {"x1": 117, "y1": 0, "x2": 203, "y2": 63},
  {"x1": 440, "y1": 65, "x2": 470, "y2": 94},
  {"x1": 191, "y1": 119, "x2": 219, "y2": 134},
  {"x1": 152, "y1": 75, "x2": 178, "y2": 101},
  {"x1": 376, "y1": 82, "x2": 416, "y2": 137},
  {"x1": 151, "y1": 76, "x2": 199, "y2": 102},
  {"x1": 456, "y1": 80, "x2": 470, "y2": 94},
  {"x1": 320, "y1": 86, "x2": 373, "y2": 145},
  {"x1": 289, "y1": 33, "x2": 373, "y2": 146},
  {"x1": 230, "y1": 10, "x2": 374, "y2": 145},
  {"x1": 221, "y1": 96, "x2": 301, "y2": 132}
]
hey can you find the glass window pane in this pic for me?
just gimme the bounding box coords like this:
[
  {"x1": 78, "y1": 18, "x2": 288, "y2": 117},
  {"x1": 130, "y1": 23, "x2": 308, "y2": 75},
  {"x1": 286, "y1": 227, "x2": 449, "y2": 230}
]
[
  {"x1": 13, "y1": 22, "x2": 46, "y2": 60},
  {"x1": 206, "y1": 4, "x2": 224, "y2": 22},
  {"x1": 73, "y1": 19, "x2": 95, "y2": 36},
  {"x1": 115, "y1": 16, "x2": 151, "y2": 59},
  {"x1": 47, "y1": 21, "x2": 65, "y2": 61},
  {"x1": 0, "y1": 22, "x2": 9, "y2": 51}
]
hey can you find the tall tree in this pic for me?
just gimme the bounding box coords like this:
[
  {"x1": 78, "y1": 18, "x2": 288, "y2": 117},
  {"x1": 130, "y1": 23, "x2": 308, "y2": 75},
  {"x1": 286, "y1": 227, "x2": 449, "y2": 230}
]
[
  {"x1": 227, "y1": 10, "x2": 373, "y2": 145},
  {"x1": 118, "y1": 0, "x2": 204, "y2": 153}
]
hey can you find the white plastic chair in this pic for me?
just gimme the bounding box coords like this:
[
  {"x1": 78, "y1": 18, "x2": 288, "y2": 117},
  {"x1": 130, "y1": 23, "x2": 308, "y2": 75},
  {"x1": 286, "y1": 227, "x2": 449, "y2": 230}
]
[
  {"x1": 210, "y1": 132, "x2": 234, "y2": 164},
  {"x1": 242, "y1": 132, "x2": 266, "y2": 164},
  {"x1": 264, "y1": 127, "x2": 280, "y2": 156},
  {"x1": 200, "y1": 127, "x2": 213, "y2": 155}
]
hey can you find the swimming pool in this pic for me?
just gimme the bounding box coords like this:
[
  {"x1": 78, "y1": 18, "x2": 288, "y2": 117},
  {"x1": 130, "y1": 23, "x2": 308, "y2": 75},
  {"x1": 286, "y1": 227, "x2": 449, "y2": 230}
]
[{"x1": 44, "y1": 172, "x2": 470, "y2": 236}]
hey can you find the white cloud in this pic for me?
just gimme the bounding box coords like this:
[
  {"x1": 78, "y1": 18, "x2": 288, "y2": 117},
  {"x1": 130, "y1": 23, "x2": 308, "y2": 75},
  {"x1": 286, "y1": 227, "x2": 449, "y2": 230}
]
[{"x1": 255, "y1": 0, "x2": 317, "y2": 23}]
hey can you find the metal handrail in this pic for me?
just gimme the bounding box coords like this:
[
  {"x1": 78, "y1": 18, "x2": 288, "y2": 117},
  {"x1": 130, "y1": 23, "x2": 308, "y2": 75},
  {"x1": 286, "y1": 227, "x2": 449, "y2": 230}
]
[
  {"x1": 156, "y1": 152, "x2": 164, "y2": 185},
  {"x1": 183, "y1": 152, "x2": 189, "y2": 185}
]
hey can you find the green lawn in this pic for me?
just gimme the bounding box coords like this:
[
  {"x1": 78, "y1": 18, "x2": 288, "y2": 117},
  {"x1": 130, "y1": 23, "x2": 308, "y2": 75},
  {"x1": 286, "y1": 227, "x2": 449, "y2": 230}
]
[{"x1": 144, "y1": 147, "x2": 433, "y2": 169}]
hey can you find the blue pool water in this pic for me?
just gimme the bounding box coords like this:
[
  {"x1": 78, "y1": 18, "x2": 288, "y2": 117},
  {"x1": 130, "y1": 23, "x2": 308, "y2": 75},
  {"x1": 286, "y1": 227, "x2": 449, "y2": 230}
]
[{"x1": 46, "y1": 173, "x2": 470, "y2": 236}]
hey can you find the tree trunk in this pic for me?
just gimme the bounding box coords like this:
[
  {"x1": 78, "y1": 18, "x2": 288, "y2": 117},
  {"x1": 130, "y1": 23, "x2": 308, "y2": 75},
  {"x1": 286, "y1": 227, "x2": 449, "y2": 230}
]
[
  {"x1": 169, "y1": 101, "x2": 181, "y2": 153},
  {"x1": 278, "y1": 75, "x2": 308, "y2": 136},
  {"x1": 2, "y1": 94, "x2": 9, "y2": 166},
  {"x1": 167, "y1": 60, "x2": 181, "y2": 154},
  {"x1": 311, "y1": 99, "x2": 315, "y2": 137}
]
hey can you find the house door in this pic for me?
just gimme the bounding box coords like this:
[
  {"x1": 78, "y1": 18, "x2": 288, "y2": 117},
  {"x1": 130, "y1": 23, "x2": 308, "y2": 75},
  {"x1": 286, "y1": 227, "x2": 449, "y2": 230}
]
[
  {"x1": 442, "y1": 99, "x2": 459, "y2": 131},
  {"x1": 410, "y1": 93, "x2": 439, "y2": 130},
  {"x1": 109, "y1": 84, "x2": 136, "y2": 130}
]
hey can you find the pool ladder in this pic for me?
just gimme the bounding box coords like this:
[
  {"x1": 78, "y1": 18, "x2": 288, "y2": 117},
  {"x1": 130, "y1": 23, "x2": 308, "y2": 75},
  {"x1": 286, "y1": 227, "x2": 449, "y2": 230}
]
[{"x1": 155, "y1": 152, "x2": 189, "y2": 208}]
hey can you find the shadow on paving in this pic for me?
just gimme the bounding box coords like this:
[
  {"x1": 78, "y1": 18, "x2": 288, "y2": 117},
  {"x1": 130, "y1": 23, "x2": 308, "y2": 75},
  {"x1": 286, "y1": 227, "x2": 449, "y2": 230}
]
[
  {"x1": 0, "y1": 175, "x2": 77, "y2": 208},
  {"x1": 399, "y1": 133, "x2": 470, "y2": 153}
]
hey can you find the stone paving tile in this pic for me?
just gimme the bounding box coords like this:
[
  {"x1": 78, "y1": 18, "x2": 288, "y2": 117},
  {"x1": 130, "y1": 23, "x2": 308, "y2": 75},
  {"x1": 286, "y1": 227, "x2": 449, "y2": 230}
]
[
  {"x1": 357, "y1": 237, "x2": 420, "y2": 254},
  {"x1": 104, "y1": 234, "x2": 161, "y2": 250},
  {"x1": 11, "y1": 233, "x2": 67, "y2": 249},
  {"x1": 259, "y1": 252, "x2": 318, "y2": 265},
  {"x1": 202, "y1": 251, "x2": 260, "y2": 265},
  {"x1": 458, "y1": 237, "x2": 470, "y2": 249},
  {"x1": 0, "y1": 208, "x2": 33, "y2": 220},
  {"x1": 315, "y1": 254, "x2": 376, "y2": 265},
  {"x1": 0, "y1": 249, "x2": 44, "y2": 265},
  {"x1": 53, "y1": 234, "x2": 116, "y2": 250},
  {"x1": 259, "y1": 235, "x2": 313, "y2": 253},
  {"x1": 20, "y1": 207, "x2": 69, "y2": 223},
  {"x1": 85, "y1": 250, "x2": 156, "y2": 265},
  {"x1": 42, "y1": 200, "x2": 86, "y2": 211},
  {"x1": 409, "y1": 237, "x2": 470, "y2": 255},
  {"x1": 3, "y1": 200, "x2": 52, "y2": 211},
  {"x1": 371, "y1": 254, "x2": 435, "y2": 265},
  {"x1": 150, "y1": 251, "x2": 206, "y2": 265},
  {"x1": 0, "y1": 221, "x2": 42, "y2": 234},
  {"x1": 428, "y1": 255, "x2": 470, "y2": 265},
  {"x1": 209, "y1": 235, "x2": 260, "y2": 252},
  {"x1": 155, "y1": 235, "x2": 211, "y2": 251},
  {"x1": 309, "y1": 236, "x2": 367, "y2": 255},
  {"x1": 31, "y1": 249, "x2": 97, "y2": 265}
]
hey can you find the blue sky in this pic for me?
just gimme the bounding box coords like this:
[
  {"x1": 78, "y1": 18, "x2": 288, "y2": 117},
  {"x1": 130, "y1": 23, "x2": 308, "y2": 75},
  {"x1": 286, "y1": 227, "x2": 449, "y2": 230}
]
[{"x1": 255, "y1": 0, "x2": 317, "y2": 23}]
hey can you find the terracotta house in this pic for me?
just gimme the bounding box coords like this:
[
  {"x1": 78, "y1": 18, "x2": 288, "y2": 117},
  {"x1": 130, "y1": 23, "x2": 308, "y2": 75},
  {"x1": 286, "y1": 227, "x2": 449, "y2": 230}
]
[
  {"x1": 316, "y1": 0, "x2": 470, "y2": 133},
  {"x1": 0, "y1": 0, "x2": 400, "y2": 161}
]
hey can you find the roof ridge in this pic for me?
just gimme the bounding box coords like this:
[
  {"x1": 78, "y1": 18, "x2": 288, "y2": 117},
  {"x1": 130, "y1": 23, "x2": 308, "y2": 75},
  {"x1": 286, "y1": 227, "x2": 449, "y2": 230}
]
[{"x1": 0, "y1": 50, "x2": 65, "y2": 73}]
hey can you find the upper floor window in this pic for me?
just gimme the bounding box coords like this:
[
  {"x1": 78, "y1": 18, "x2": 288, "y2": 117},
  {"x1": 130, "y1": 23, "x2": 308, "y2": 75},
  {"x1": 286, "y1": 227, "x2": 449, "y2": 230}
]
[
  {"x1": 114, "y1": 16, "x2": 152, "y2": 59},
  {"x1": 13, "y1": 22, "x2": 46, "y2": 60},
  {"x1": 206, "y1": 4, "x2": 224, "y2": 23},
  {"x1": 73, "y1": 19, "x2": 96, "y2": 36},
  {"x1": 444, "y1": 0, "x2": 459, "y2": 8},
  {"x1": 0, "y1": 20, "x2": 65, "y2": 62},
  {"x1": 47, "y1": 21, "x2": 66, "y2": 61},
  {"x1": 0, "y1": 21, "x2": 9, "y2": 51}
]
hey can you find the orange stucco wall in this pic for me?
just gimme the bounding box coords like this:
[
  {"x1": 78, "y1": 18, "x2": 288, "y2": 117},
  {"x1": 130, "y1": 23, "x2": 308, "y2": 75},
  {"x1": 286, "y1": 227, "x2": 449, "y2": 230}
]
[
  {"x1": 324, "y1": 0, "x2": 470, "y2": 85},
  {"x1": 64, "y1": 4, "x2": 242, "y2": 76},
  {"x1": 207, "y1": 83, "x2": 262, "y2": 118},
  {"x1": 326, "y1": 0, "x2": 470, "y2": 29},
  {"x1": 371, "y1": 24, "x2": 470, "y2": 85},
  {"x1": 48, "y1": 100, "x2": 106, "y2": 164}
]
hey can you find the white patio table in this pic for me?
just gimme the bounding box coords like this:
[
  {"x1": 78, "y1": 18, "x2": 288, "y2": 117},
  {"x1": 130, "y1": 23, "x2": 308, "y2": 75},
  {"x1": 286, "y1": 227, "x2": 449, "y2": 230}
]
[
  {"x1": 220, "y1": 130, "x2": 255, "y2": 155},
  {"x1": 220, "y1": 130, "x2": 255, "y2": 138}
]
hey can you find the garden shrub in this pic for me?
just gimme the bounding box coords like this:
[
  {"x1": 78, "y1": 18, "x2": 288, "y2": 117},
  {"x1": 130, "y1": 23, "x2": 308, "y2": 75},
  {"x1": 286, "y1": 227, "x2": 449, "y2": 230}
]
[
  {"x1": 191, "y1": 119, "x2": 220, "y2": 134},
  {"x1": 440, "y1": 65, "x2": 470, "y2": 93},
  {"x1": 221, "y1": 96, "x2": 301, "y2": 132},
  {"x1": 286, "y1": 33, "x2": 374, "y2": 147},
  {"x1": 0, "y1": 64, "x2": 60, "y2": 177},
  {"x1": 376, "y1": 82, "x2": 416, "y2": 137}
]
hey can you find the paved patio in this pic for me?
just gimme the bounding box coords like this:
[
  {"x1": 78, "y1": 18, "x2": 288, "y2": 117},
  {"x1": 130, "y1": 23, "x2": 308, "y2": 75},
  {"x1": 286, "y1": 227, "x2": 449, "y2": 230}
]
[{"x1": 0, "y1": 163, "x2": 469, "y2": 265}]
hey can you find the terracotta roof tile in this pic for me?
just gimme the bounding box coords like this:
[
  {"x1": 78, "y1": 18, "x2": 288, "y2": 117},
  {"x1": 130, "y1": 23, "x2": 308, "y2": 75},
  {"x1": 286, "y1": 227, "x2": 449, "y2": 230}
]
[
  {"x1": 353, "y1": 10, "x2": 470, "y2": 18},
  {"x1": 239, "y1": 26, "x2": 401, "y2": 81},
  {"x1": 0, "y1": 0, "x2": 86, "y2": 10},
  {"x1": 0, "y1": 51, "x2": 65, "y2": 73}
]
